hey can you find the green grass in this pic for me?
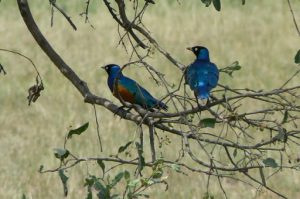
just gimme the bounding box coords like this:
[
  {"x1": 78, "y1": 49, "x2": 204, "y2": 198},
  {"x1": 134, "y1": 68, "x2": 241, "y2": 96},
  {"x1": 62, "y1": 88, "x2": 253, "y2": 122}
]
[{"x1": 1, "y1": 0, "x2": 300, "y2": 198}]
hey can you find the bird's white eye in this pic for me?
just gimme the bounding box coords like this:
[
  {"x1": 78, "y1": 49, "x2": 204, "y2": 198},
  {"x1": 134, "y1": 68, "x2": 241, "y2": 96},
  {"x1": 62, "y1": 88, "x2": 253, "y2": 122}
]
[{"x1": 194, "y1": 47, "x2": 198, "y2": 51}]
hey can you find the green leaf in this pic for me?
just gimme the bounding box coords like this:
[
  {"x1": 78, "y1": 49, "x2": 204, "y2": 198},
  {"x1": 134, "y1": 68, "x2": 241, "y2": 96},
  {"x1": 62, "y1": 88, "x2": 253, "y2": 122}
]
[
  {"x1": 111, "y1": 194, "x2": 120, "y2": 199},
  {"x1": 109, "y1": 171, "x2": 124, "y2": 188},
  {"x1": 219, "y1": 61, "x2": 242, "y2": 77},
  {"x1": 187, "y1": 114, "x2": 195, "y2": 122},
  {"x1": 200, "y1": 118, "x2": 216, "y2": 128},
  {"x1": 259, "y1": 167, "x2": 266, "y2": 186},
  {"x1": 90, "y1": 177, "x2": 110, "y2": 199},
  {"x1": 212, "y1": 0, "x2": 221, "y2": 11},
  {"x1": 22, "y1": 194, "x2": 26, "y2": 199},
  {"x1": 86, "y1": 191, "x2": 92, "y2": 199},
  {"x1": 294, "y1": 49, "x2": 300, "y2": 64},
  {"x1": 203, "y1": 192, "x2": 214, "y2": 199},
  {"x1": 233, "y1": 148, "x2": 237, "y2": 158},
  {"x1": 171, "y1": 164, "x2": 181, "y2": 172},
  {"x1": 153, "y1": 158, "x2": 164, "y2": 166},
  {"x1": 94, "y1": 181, "x2": 106, "y2": 192},
  {"x1": 132, "y1": 193, "x2": 150, "y2": 198},
  {"x1": 124, "y1": 170, "x2": 130, "y2": 182},
  {"x1": 85, "y1": 177, "x2": 96, "y2": 199},
  {"x1": 169, "y1": 163, "x2": 187, "y2": 176},
  {"x1": 201, "y1": 0, "x2": 212, "y2": 7},
  {"x1": 97, "y1": 191, "x2": 106, "y2": 199},
  {"x1": 118, "y1": 141, "x2": 133, "y2": 153},
  {"x1": 281, "y1": 110, "x2": 289, "y2": 124},
  {"x1": 263, "y1": 158, "x2": 278, "y2": 168},
  {"x1": 135, "y1": 142, "x2": 145, "y2": 173},
  {"x1": 141, "y1": 178, "x2": 155, "y2": 186},
  {"x1": 128, "y1": 179, "x2": 140, "y2": 188},
  {"x1": 242, "y1": 0, "x2": 246, "y2": 5},
  {"x1": 97, "y1": 186, "x2": 110, "y2": 199},
  {"x1": 67, "y1": 122, "x2": 89, "y2": 139},
  {"x1": 54, "y1": 148, "x2": 69, "y2": 161},
  {"x1": 274, "y1": 126, "x2": 287, "y2": 142},
  {"x1": 97, "y1": 160, "x2": 105, "y2": 174},
  {"x1": 58, "y1": 170, "x2": 69, "y2": 197},
  {"x1": 152, "y1": 169, "x2": 163, "y2": 178},
  {"x1": 84, "y1": 177, "x2": 95, "y2": 187},
  {"x1": 39, "y1": 165, "x2": 44, "y2": 173}
]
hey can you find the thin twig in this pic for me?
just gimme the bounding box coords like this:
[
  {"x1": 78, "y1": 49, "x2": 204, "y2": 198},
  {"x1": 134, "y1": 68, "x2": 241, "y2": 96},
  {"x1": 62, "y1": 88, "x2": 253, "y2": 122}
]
[
  {"x1": 0, "y1": 63, "x2": 7, "y2": 75},
  {"x1": 0, "y1": 48, "x2": 42, "y2": 80},
  {"x1": 149, "y1": 123, "x2": 156, "y2": 162},
  {"x1": 93, "y1": 104, "x2": 103, "y2": 152},
  {"x1": 287, "y1": 0, "x2": 300, "y2": 36},
  {"x1": 49, "y1": 0, "x2": 77, "y2": 30},
  {"x1": 17, "y1": 1, "x2": 300, "y2": 198}
]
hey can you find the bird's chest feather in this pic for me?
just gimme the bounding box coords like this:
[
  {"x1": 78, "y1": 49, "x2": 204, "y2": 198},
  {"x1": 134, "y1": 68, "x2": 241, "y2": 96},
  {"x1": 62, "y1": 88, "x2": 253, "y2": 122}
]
[
  {"x1": 108, "y1": 76, "x2": 135, "y2": 103},
  {"x1": 187, "y1": 65, "x2": 209, "y2": 83},
  {"x1": 112, "y1": 84, "x2": 135, "y2": 103}
]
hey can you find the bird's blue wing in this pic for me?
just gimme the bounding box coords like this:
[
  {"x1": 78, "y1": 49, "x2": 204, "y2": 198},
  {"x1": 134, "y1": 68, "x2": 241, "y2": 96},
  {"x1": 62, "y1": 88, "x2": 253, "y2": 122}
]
[
  {"x1": 186, "y1": 61, "x2": 219, "y2": 88},
  {"x1": 119, "y1": 76, "x2": 163, "y2": 109},
  {"x1": 185, "y1": 60, "x2": 219, "y2": 99},
  {"x1": 186, "y1": 62, "x2": 208, "y2": 89},
  {"x1": 207, "y1": 63, "x2": 219, "y2": 89}
]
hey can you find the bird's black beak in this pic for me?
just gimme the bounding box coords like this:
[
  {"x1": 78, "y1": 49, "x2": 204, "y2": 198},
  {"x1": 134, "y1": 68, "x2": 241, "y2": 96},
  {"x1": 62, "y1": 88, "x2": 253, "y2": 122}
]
[
  {"x1": 101, "y1": 66, "x2": 106, "y2": 70},
  {"x1": 186, "y1": 47, "x2": 192, "y2": 51}
]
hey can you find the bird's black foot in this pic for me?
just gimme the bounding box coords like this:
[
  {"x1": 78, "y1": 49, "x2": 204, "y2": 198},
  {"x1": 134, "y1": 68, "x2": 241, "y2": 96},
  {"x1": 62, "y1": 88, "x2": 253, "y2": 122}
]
[
  {"x1": 205, "y1": 98, "x2": 211, "y2": 106},
  {"x1": 196, "y1": 98, "x2": 203, "y2": 110},
  {"x1": 209, "y1": 94, "x2": 219, "y2": 103},
  {"x1": 114, "y1": 106, "x2": 133, "y2": 116}
]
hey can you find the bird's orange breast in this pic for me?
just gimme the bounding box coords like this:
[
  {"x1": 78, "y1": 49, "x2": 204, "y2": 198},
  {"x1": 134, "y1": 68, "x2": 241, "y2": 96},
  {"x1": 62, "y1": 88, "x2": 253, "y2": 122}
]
[{"x1": 113, "y1": 85, "x2": 135, "y2": 103}]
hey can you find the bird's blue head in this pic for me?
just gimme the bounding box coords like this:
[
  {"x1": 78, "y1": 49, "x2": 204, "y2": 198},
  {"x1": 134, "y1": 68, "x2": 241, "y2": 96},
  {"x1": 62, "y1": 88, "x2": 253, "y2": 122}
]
[
  {"x1": 187, "y1": 46, "x2": 210, "y2": 61},
  {"x1": 102, "y1": 64, "x2": 122, "y2": 76}
]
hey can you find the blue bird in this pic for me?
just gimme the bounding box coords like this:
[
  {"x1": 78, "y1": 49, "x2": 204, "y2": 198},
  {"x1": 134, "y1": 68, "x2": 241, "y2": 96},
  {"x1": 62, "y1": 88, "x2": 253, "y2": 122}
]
[
  {"x1": 102, "y1": 64, "x2": 168, "y2": 111},
  {"x1": 185, "y1": 46, "x2": 219, "y2": 100}
]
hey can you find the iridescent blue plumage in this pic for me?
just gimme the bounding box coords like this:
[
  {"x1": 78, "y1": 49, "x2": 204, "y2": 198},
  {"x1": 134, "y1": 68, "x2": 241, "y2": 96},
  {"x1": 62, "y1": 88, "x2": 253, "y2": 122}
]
[
  {"x1": 102, "y1": 64, "x2": 168, "y2": 111},
  {"x1": 185, "y1": 46, "x2": 219, "y2": 99}
]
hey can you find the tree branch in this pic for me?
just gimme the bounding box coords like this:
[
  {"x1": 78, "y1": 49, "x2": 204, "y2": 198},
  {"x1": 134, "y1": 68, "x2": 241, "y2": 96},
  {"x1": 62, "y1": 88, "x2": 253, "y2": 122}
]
[
  {"x1": 49, "y1": 0, "x2": 77, "y2": 30},
  {"x1": 287, "y1": 0, "x2": 300, "y2": 37},
  {"x1": 16, "y1": 1, "x2": 300, "y2": 198}
]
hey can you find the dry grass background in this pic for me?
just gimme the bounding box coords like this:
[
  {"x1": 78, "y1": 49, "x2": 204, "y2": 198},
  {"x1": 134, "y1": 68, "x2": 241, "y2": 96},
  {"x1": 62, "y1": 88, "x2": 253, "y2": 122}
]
[{"x1": 1, "y1": 0, "x2": 300, "y2": 198}]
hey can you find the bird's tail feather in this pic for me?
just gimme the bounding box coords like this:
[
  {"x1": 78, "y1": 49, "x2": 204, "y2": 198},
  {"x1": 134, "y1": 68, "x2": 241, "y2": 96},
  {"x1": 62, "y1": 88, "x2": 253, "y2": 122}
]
[
  {"x1": 196, "y1": 86, "x2": 209, "y2": 99},
  {"x1": 146, "y1": 99, "x2": 168, "y2": 111},
  {"x1": 158, "y1": 101, "x2": 168, "y2": 111}
]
